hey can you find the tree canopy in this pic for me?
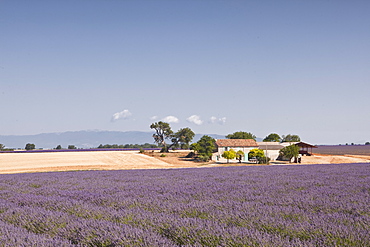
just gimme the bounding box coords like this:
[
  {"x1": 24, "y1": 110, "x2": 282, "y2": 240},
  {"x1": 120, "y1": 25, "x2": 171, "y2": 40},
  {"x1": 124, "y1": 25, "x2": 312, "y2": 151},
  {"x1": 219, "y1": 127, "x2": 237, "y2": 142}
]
[
  {"x1": 222, "y1": 149, "x2": 236, "y2": 163},
  {"x1": 279, "y1": 144, "x2": 300, "y2": 162},
  {"x1": 150, "y1": 121, "x2": 173, "y2": 152},
  {"x1": 282, "y1": 134, "x2": 301, "y2": 142},
  {"x1": 25, "y1": 143, "x2": 35, "y2": 150},
  {"x1": 248, "y1": 148, "x2": 265, "y2": 159},
  {"x1": 150, "y1": 122, "x2": 195, "y2": 152},
  {"x1": 226, "y1": 131, "x2": 256, "y2": 141},
  {"x1": 170, "y1": 127, "x2": 195, "y2": 150},
  {"x1": 190, "y1": 135, "x2": 215, "y2": 161},
  {"x1": 248, "y1": 148, "x2": 270, "y2": 164},
  {"x1": 263, "y1": 133, "x2": 281, "y2": 142}
]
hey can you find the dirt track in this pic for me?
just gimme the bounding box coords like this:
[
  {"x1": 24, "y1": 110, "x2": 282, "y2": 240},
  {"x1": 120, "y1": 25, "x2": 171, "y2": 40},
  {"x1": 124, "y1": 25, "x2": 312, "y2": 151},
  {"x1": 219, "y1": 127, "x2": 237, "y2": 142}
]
[{"x1": 1, "y1": 150, "x2": 369, "y2": 174}]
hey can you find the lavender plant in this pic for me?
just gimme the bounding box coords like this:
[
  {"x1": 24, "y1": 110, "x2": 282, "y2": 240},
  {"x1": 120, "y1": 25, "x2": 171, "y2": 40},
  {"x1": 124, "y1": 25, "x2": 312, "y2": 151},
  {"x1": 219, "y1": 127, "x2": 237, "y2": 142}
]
[{"x1": 0, "y1": 163, "x2": 368, "y2": 246}]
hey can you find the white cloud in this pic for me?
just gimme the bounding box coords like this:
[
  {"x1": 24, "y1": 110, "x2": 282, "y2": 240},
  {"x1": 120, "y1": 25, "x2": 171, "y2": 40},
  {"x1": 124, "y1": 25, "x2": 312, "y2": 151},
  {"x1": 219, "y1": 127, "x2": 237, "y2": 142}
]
[
  {"x1": 111, "y1": 109, "x2": 132, "y2": 122},
  {"x1": 219, "y1": 117, "x2": 227, "y2": 125},
  {"x1": 187, "y1": 115, "x2": 203, "y2": 125},
  {"x1": 150, "y1": 116, "x2": 158, "y2": 120},
  {"x1": 209, "y1": 116, "x2": 226, "y2": 125},
  {"x1": 162, "y1": 115, "x2": 179, "y2": 123}
]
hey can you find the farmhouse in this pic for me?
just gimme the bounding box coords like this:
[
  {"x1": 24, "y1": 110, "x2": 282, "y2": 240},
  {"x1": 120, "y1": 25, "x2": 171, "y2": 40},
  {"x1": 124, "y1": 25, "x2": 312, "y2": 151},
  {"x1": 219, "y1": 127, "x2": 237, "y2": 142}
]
[
  {"x1": 214, "y1": 139, "x2": 258, "y2": 161},
  {"x1": 214, "y1": 139, "x2": 317, "y2": 163}
]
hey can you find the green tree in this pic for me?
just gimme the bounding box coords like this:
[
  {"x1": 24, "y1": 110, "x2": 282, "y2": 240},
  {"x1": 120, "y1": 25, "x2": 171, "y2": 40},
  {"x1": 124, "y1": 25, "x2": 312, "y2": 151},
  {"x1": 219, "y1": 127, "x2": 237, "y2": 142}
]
[
  {"x1": 248, "y1": 148, "x2": 270, "y2": 164},
  {"x1": 56, "y1": 145, "x2": 62, "y2": 150},
  {"x1": 282, "y1": 134, "x2": 301, "y2": 142},
  {"x1": 222, "y1": 149, "x2": 236, "y2": 163},
  {"x1": 226, "y1": 131, "x2": 256, "y2": 141},
  {"x1": 263, "y1": 133, "x2": 281, "y2": 142},
  {"x1": 150, "y1": 121, "x2": 173, "y2": 152},
  {"x1": 170, "y1": 127, "x2": 195, "y2": 150},
  {"x1": 190, "y1": 135, "x2": 215, "y2": 161},
  {"x1": 190, "y1": 143, "x2": 200, "y2": 154},
  {"x1": 25, "y1": 143, "x2": 35, "y2": 150},
  {"x1": 236, "y1": 150, "x2": 245, "y2": 163},
  {"x1": 365, "y1": 142, "x2": 370, "y2": 145},
  {"x1": 279, "y1": 144, "x2": 300, "y2": 163},
  {"x1": 0, "y1": 144, "x2": 5, "y2": 150},
  {"x1": 248, "y1": 148, "x2": 265, "y2": 160},
  {"x1": 68, "y1": 145, "x2": 77, "y2": 149}
]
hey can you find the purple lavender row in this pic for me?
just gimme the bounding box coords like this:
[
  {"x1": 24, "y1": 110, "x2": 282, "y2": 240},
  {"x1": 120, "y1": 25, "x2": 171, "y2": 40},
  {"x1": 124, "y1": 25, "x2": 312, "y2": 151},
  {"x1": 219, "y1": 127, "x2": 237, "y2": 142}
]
[
  {"x1": 315, "y1": 145, "x2": 370, "y2": 155},
  {"x1": 0, "y1": 148, "x2": 161, "y2": 154},
  {"x1": 0, "y1": 163, "x2": 369, "y2": 246}
]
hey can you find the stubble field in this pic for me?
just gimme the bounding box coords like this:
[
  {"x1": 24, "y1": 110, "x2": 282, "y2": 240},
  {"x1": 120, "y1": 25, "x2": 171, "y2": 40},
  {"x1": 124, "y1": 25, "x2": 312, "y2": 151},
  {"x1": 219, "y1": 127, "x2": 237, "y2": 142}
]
[{"x1": 1, "y1": 150, "x2": 370, "y2": 174}]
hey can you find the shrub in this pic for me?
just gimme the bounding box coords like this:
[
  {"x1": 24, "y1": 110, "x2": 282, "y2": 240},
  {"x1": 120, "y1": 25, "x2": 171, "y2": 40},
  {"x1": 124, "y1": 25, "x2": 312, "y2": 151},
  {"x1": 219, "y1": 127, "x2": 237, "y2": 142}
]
[
  {"x1": 160, "y1": 154, "x2": 166, "y2": 157},
  {"x1": 257, "y1": 156, "x2": 270, "y2": 164},
  {"x1": 197, "y1": 154, "x2": 210, "y2": 162}
]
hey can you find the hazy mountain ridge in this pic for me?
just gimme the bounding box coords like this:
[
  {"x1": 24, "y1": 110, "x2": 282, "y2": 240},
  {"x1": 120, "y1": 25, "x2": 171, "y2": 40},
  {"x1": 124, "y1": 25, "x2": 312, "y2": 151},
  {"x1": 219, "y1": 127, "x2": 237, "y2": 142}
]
[{"x1": 0, "y1": 130, "x2": 226, "y2": 149}]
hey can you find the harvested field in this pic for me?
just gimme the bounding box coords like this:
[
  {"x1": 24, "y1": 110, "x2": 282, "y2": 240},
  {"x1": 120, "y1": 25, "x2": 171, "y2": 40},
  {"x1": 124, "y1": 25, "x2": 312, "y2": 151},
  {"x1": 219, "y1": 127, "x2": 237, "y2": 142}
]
[
  {"x1": 0, "y1": 150, "x2": 218, "y2": 174},
  {"x1": 0, "y1": 151, "x2": 175, "y2": 174},
  {"x1": 1, "y1": 150, "x2": 370, "y2": 174},
  {"x1": 300, "y1": 154, "x2": 370, "y2": 164}
]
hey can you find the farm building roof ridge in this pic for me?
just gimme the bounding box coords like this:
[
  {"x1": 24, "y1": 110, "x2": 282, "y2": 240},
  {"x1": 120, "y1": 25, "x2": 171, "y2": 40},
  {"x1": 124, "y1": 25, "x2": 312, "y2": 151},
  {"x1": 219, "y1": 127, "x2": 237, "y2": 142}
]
[{"x1": 215, "y1": 139, "x2": 258, "y2": 147}]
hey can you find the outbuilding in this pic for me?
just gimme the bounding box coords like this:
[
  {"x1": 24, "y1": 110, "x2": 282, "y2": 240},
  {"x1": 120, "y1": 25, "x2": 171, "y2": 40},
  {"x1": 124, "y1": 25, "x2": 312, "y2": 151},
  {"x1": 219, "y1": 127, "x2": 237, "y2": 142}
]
[{"x1": 295, "y1": 142, "x2": 317, "y2": 156}]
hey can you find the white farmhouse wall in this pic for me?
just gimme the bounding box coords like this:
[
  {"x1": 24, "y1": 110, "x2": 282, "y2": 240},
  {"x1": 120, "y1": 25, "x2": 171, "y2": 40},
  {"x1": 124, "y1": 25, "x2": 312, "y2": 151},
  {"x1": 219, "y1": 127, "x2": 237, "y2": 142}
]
[
  {"x1": 216, "y1": 147, "x2": 255, "y2": 161},
  {"x1": 264, "y1": 150, "x2": 280, "y2": 161}
]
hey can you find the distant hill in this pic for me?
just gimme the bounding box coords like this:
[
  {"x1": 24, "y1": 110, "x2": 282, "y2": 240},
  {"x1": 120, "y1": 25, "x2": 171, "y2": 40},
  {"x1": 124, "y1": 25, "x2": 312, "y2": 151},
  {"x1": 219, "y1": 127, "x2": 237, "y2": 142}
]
[{"x1": 0, "y1": 130, "x2": 226, "y2": 149}]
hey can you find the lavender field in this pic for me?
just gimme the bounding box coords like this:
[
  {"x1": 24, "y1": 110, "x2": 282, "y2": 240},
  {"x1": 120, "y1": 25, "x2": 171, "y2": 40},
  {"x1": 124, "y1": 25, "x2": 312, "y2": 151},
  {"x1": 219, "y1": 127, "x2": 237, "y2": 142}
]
[
  {"x1": 315, "y1": 145, "x2": 370, "y2": 156},
  {"x1": 0, "y1": 164, "x2": 369, "y2": 246}
]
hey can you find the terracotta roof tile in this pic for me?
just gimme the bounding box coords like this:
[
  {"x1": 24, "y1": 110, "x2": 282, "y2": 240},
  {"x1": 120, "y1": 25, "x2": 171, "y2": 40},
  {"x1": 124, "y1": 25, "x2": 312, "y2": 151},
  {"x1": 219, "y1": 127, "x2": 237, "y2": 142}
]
[{"x1": 215, "y1": 139, "x2": 258, "y2": 147}]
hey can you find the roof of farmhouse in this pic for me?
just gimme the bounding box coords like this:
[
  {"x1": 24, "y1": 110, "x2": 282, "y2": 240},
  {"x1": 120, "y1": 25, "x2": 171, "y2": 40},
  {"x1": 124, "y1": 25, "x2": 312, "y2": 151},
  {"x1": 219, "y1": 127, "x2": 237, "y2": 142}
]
[{"x1": 215, "y1": 139, "x2": 258, "y2": 147}]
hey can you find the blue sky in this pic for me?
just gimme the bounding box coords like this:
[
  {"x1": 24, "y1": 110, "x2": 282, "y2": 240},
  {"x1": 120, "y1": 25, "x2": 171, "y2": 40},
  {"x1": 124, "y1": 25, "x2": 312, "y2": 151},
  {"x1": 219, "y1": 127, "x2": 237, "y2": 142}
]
[{"x1": 1, "y1": 0, "x2": 369, "y2": 145}]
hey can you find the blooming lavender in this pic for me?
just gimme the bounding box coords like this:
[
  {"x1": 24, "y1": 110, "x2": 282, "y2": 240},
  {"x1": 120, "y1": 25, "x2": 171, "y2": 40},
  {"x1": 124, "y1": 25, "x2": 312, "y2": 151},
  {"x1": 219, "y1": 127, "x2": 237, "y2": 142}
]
[{"x1": 0, "y1": 163, "x2": 369, "y2": 246}]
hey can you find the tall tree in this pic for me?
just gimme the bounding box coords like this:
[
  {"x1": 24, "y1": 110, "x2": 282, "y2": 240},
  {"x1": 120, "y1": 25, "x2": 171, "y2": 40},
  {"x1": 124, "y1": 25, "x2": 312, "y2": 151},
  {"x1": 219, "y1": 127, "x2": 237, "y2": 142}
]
[
  {"x1": 0, "y1": 144, "x2": 5, "y2": 150},
  {"x1": 282, "y1": 134, "x2": 301, "y2": 142},
  {"x1": 150, "y1": 121, "x2": 173, "y2": 152},
  {"x1": 190, "y1": 135, "x2": 215, "y2": 161},
  {"x1": 279, "y1": 144, "x2": 300, "y2": 162},
  {"x1": 226, "y1": 131, "x2": 256, "y2": 141},
  {"x1": 25, "y1": 143, "x2": 35, "y2": 150},
  {"x1": 263, "y1": 133, "x2": 281, "y2": 142},
  {"x1": 170, "y1": 127, "x2": 195, "y2": 150}
]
